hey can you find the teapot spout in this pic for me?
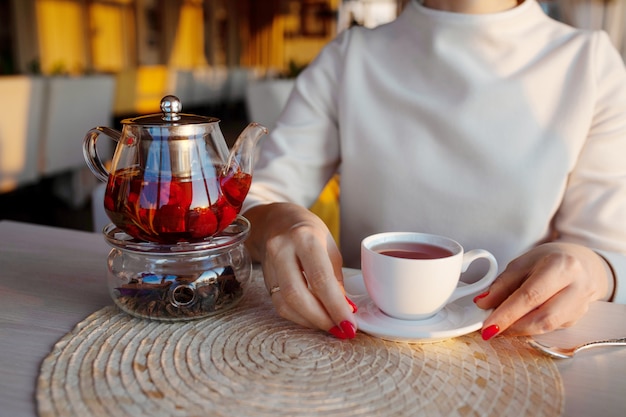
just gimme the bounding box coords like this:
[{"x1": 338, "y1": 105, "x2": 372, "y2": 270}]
[{"x1": 226, "y1": 122, "x2": 268, "y2": 176}]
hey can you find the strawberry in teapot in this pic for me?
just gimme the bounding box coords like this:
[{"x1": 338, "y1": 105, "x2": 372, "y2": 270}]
[{"x1": 84, "y1": 95, "x2": 267, "y2": 244}]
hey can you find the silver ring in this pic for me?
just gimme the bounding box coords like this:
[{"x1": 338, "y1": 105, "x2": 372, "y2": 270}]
[{"x1": 269, "y1": 285, "x2": 281, "y2": 296}]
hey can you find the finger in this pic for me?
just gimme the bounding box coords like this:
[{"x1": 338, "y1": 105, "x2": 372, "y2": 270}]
[
  {"x1": 269, "y1": 248, "x2": 342, "y2": 332},
  {"x1": 474, "y1": 255, "x2": 538, "y2": 310},
  {"x1": 297, "y1": 237, "x2": 355, "y2": 328},
  {"x1": 502, "y1": 286, "x2": 589, "y2": 336},
  {"x1": 270, "y1": 290, "x2": 320, "y2": 329},
  {"x1": 263, "y1": 255, "x2": 333, "y2": 330},
  {"x1": 270, "y1": 271, "x2": 356, "y2": 339},
  {"x1": 262, "y1": 254, "x2": 314, "y2": 328},
  {"x1": 278, "y1": 275, "x2": 337, "y2": 331},
  {"x1": 282, "y1": 222, "x2": 353, "y2": 325},
  {"x1": 262, "y1": 220, "x2": 355, "y2": 337},
  {"x1": 480, "y1": 266, "x2": 570, "y2": 339}
]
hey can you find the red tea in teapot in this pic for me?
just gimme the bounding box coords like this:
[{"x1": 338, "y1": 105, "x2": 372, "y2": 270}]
[
  {"x1": 104, "y1": 167, "x2": 251, "y2": 243},
  {"x1": 84, "y1": 96, "x2": 268, "y2": 243}
]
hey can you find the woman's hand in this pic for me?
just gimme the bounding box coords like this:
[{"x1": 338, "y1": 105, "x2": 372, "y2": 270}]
[
  {"x1": 474, "y1": 242, "x2": 615, "y2": 340},
  {"x1": 244, "y1": 202, "x2": 357, "y2": 339}
]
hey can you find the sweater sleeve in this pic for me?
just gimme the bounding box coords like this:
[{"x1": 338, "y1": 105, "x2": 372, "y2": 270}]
[
  {"x1": 555, "y1": 31, "x2": 626, "y2": 304},
  {"x1": 242, "y1": 32, "x2": 349, "y2": 214}
]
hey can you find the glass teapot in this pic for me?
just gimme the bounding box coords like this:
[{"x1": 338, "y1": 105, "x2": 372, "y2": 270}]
[{"x1": 83, "y1": 95, "x2": 267, "y2": 244}]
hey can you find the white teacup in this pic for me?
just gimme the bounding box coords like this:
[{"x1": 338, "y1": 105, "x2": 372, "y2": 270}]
[{"x1": 361, "y1": 232, "x2": 498, "y2": 320}]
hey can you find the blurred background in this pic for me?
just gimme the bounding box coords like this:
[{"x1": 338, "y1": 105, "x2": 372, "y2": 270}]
[{"x1": 0, "y1": 0, "x2": 623, "y2": 232}]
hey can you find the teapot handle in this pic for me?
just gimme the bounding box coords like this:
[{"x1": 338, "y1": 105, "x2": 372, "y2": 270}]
[{"x1": 83, "y1": 126, "x2": 122, "y2": 182}]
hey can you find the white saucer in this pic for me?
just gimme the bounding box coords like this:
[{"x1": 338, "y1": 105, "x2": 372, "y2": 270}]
[{"x1": 344, "y1": 273, "x2": 491, "y2": 344}]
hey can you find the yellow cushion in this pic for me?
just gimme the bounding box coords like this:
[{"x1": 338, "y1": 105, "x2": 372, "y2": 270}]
[{"x1": 309, "y1": 174, "x2": 340, "y2": 245}]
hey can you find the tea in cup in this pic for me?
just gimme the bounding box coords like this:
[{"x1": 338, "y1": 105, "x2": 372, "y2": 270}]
[{"x1": 361, "y1": 232, "x2": 498, "y2": 320}]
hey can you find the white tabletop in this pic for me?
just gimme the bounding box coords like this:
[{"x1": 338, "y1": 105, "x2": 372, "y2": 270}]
[{"x1": 0, "y1": 220, "x2": 625, "y2": 417}]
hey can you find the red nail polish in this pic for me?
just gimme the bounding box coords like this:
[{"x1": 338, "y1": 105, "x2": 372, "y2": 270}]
[
  {"x1": 345, "y1": 296, "x2": 358, "y2": 313},
  {"x1": 481, "y1": 324, "x2": 499, "y2": 341},
  {"x1": 340, "y1": 320, "x2": 356, "y2": 339},
  {"x1": 328, "y1": 325, "x2": 348, "y2": 339},
  {"x1": 473, "y1": 291, "x2": 490, "y2": 304}
]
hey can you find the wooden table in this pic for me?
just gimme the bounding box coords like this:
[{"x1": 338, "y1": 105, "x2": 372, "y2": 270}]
[{"x1": 1, "y1": 220, "x2": 625, "y2": 416}]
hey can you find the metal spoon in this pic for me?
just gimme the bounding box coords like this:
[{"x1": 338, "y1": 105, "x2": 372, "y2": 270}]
[{"x1": 528, "y1": 337, "x2": 626, "y2": 359}]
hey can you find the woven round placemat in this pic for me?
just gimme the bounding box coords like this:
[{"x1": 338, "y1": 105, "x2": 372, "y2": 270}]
[{"x1": 37, "y1": 271, "x2": 564, "y2": 417}]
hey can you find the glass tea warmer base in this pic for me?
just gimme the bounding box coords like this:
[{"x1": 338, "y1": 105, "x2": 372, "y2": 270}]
[{"x1": 103, "y1": 216, "x2": 252, "y2": 321}]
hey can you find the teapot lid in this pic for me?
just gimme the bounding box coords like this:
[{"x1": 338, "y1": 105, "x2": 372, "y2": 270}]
[{"x1": 121, "y1": 95, "x2": 219, "y2": 126}]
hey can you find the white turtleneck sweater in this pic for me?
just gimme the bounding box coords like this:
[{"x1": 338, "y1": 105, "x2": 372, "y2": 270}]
[{"x1": 243, "y1": 0, "x2": 626, "y2": 303}]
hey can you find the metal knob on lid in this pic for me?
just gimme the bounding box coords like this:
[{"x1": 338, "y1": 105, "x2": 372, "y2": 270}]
[
  {"x1": 161, "y1": 95, "x2": 182, "y2": 122},
  {"x1": 119, "y1": 95, "x2": 217, "y2": 126}
]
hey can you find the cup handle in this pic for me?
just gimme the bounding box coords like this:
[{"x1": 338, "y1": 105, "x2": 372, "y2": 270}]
[{"x1": 448, "y1": 249, "x2": 498, "y2": 304}]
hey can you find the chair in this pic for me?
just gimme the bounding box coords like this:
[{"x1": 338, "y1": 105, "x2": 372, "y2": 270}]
[
  {"x1": 40, "y1": 75, "x2": 115, "y2": 208},
  {"x1": 192, "y1": 66, "x2": 229, "y2": 107},
  {"x1": 167, "y1": 69, "x2": 195, "y2": 106},
  {"x1": 40, "y1": 75, "x2": 115, "y2": 176},
  {"x1": 0, "y1": 76, "x2": 46, "y2": 193},
  {"x1": 244, "y1": 79, "x2": 295, "y2": 128}
]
